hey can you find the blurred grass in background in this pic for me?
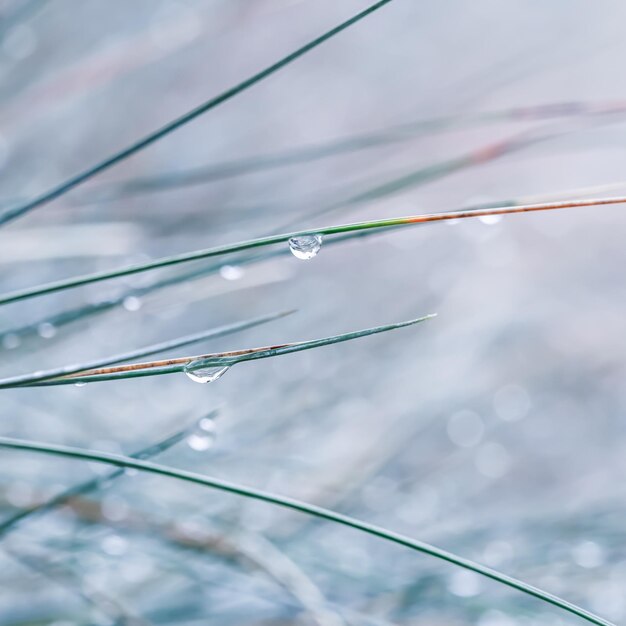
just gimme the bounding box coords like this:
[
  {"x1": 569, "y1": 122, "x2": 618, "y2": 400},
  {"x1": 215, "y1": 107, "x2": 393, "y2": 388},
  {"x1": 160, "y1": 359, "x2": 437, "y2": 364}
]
[{"x1": 0, "y1": 1, "x2": 625, "y2": 624}]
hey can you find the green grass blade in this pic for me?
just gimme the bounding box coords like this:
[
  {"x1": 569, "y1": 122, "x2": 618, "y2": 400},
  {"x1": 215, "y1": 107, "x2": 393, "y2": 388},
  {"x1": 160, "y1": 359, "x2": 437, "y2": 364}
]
[
  {"x1": 0, "y1": 411, "x2": 217, "y2": 536},
  {"x1": 0, "y1": 0, "x2": 394, "y2": 227},
  {"x1": 0, "y1": 310, "x2": 293, "y2": 389},
  {"x1": 0, "y1": 437, "x2": 613, "y2": 626},
  {"x1": 77, "y1": 100, "x2": 626, "y2": 203},
  {"x1": 15, "y1": 315, "x2": 435, "y2": 387},
  {"x1": 1, "y1": 196, "x2": 625, "y2": 307},
  {"x1": 3, "y1": 181, "x2": 622, "y2": 345},
  {"x1": 0, "y1": 226, "x2": 383, "y2": 346}
]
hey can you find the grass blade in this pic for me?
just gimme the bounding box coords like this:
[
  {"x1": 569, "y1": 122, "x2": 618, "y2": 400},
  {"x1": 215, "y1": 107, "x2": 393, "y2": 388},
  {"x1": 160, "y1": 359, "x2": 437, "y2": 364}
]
[
  {"x1": 12, "y1": 315, "x2": 435, "y2": 387},
  {"x1": 77, "y1": 100, "x2": 626, "y2": 203},
  {"x1": 0, "y1": 437, "x2": 613, "y2": 626},
  {"x1": 1, "y1": 195, "x2": 625, "y2": 307},
  {"x1": 0, "y1": 310, "x2": 293, "y2": 388},
  {"x1": 0, "y1": 0, "x2": 394, "y2": 227},
  {"x1": 3, "y1": 180, "x2": 623, "y2": 345},
  {"x1": 0, "y1": 411, "x2": 217, "y2": 536}
]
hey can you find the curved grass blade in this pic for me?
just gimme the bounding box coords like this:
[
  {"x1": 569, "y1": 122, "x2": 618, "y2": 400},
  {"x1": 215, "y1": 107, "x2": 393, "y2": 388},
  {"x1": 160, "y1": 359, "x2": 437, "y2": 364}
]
[
  {"x1": 0, "y1": 437, "x2": 613, "y2": 626},
  {"x1": 14, "y1": 315, "x2": 435, "y2": 387},
  {"x1": 1, "y1": 195, "x2": 625, "y2": 307},
  {"x1": 0, "y1": 411, "x2": 216, "y2": 536},
  {"x1": 77, "y1": 100, "x2": 626, "y2": 203},
  {"x1": 0, "y1": 310, "x2": 293, "y2": 389},
  {"x1": 0, "y1": 0, "x2": 394, "y2": 227}
]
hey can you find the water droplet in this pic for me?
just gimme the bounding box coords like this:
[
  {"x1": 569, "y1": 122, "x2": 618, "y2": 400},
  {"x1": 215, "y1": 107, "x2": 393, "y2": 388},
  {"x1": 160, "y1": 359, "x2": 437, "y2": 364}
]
[
  {"x1": 123, "y1": 296, "x2": 142, "y2": 311},
  {"x1": 186, "y1": 433, "x2": 213, "y2": 451},
  {"x1": 183, "y1": 361, "x2": 230, "y2": 384},
  {"x1": 479, "y1": 214, "x2": 502, "y2": 225},
  {"x1": 37, "y1": 322, "x2": 56, "y2": 339},
  {"x1": 572, "y1": 541, "x2": 605, "y2": 569},
  {"x1": 101, "y1": 534, "x2": 128, "y2": 556},
  {"x1": 74, "y1": 381, "x2": 87, "y2": 388},
  {"x1": 448, "y1": 570, "x2": 482, "y2": 597},
  {"x1": 288, "y1": 234, "x2": 323, "y2": 260},
  {"x1": 483, "y1": 540, "x2": 514, "y2": 567},
  {"x1": 198, "y1": 417, "x2": 217, "y2": 433},
  {"x1": 219, "y1": 264, "x2": 243, "y2": 281},
  {"x1": 186, "y1": 415, "x2": 218, "y2": 451}
]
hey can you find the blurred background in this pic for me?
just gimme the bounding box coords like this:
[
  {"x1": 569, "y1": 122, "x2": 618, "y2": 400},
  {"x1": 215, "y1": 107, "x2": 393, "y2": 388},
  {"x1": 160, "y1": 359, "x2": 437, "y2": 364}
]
[{"x1": 0, "y1": 1, "x2": 625, "y2": 624}]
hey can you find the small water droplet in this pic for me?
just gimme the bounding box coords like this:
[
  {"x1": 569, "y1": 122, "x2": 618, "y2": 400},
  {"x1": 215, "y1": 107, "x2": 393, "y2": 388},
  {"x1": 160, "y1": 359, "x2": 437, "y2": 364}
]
[
  {"x1": 572, "y1": 540, "x2": 605, "y2": 569},
  {"x1": 37, "y1": 322, "x2": 57, "y2": 339},
  {"x1": 123, "y1": 296, "x2": 142, "y2": 311},
  {"x1": 74, "y1": 381, "x2": 87, "y2": 388},
  {"x1": 479, "y1": 214, "x2": 502, "y2": 225},
  {"x1": 101, "y1": 534, "x2": 128, "y2": 556},
  {"x1": 219, "y1": 264, "x2": 244, "y2": 281},
  {"x1": 288, "y1": 234, "x2": 323, "y2": 260},
  {"x1": 183, "y1": 361, "x2": 230, "y2": 384},
  {"x1": 186, "y1": 432, "x2": 214, "y2": 451},
  {"x1": 448, "y1": 570, "x2": 482, "y2": 597},
  {"x1": 198, "y1": 417, "x2": 217, "y2": 433}
]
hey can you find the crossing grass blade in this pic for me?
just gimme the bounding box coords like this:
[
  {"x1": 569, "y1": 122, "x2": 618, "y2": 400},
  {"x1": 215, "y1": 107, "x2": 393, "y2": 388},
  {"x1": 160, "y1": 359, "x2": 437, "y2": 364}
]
[
  {"x1": 0, "y1": 411, "x2": 218, "y2": 536},
  {"x1": 7, "y1": 315, "x2": 436, "y2": 387},
  {"x1": 0, "y1": 310, "x2": 294, "y2": 389},
  {"x1": 76, "y1": 100, "x2": 626, "y2": 203},
  {"x1": 0, "y1": 0, "x2": 394, "y2": 227},
  {"x1": 0, "y1": 437, "x2": 613, "y2": 626},
  {"x1": 3, "y1": 179, "x2": 622, "y2": 347},
  {"x1": 0, "y1": 195, "x2": 625, "y2": 307}
]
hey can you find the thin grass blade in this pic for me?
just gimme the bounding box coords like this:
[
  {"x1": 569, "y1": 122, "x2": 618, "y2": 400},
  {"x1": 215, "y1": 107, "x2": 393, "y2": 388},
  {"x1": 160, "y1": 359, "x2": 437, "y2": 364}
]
[
  {"x1": 0, "y1": 310, "x2": 294, "y2": 388},
  {"x1": 14, "y1": 315, "x2": 435, "y2": 387},
  {"x1": 76, "y1": 100, "x2": 626, "y2": 203},
  {"x1": 0, "y1": 411, "x2": 217, "y2": 535},
  {"x1": 1, "y1": 195, "x2": 625, "y2": 307},
  {"x1": 0, "y1": 437, "x2": 612, "y2": 626},
  {"x1": 0, "y1": 0, "x2": 394, "y2": 227}
]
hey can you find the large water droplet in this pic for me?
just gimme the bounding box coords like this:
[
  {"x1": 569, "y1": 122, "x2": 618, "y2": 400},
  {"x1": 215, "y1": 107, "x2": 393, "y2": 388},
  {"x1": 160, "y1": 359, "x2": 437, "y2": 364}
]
[
  {"x1": 74, "y1": 381, "x2": 87, "y2": 388},
  {"x1": 288, "y1": 234, "x2": 323, "y2": 260},
  {"x1": 183, "y1": 361, "x2": 230, "y2": 384}
]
